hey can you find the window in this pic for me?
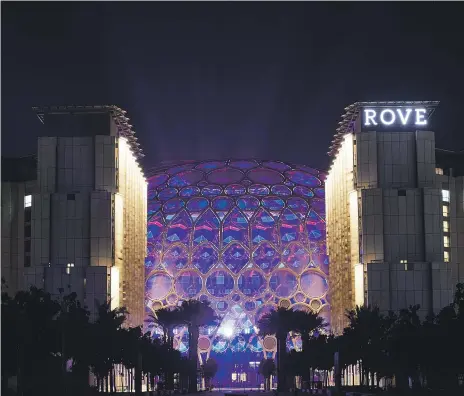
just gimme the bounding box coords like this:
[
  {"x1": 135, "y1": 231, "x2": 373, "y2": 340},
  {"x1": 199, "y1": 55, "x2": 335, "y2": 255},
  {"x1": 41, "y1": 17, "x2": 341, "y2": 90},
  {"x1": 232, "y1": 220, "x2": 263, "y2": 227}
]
[
  {"x1": 24, "y1": 195, "x2": 32, "y2": 208},
  {"x1": 398, "y1": 190, "x2": 406, "y2": 197},
  {"x1": 444, "y1": 251, "x2": 450, "y2": 263},
  {"x1": 67, "y1": 194, "x2": 76, "y2": 201},
  {"x1": 443, "y1": 221, "x2": 450, "y2": 233},
  {"x1": 400, "y1": 259, "x2": 409, "y2": 270},
  {"x1": 442, "y1": 189, "x2": 450, "y2": 202},
  {"x1": 24, "y1": 255, "x2": 31, "y2": 268},
  {"x1": 443, "y1": 205, "x2": 449, "y2": 217},
  {"x1": 435, "y1": 168, "x2": 444, "y2": 175},
  {"x1": 24, "y1": 240, "x2": 31, "y2": 252},
  {"x1": 444, "y1": 236, "x2": 450, "y2": 248},
  {"x1": 24, "y1": 224, "x2": 31, "y2": 238}
]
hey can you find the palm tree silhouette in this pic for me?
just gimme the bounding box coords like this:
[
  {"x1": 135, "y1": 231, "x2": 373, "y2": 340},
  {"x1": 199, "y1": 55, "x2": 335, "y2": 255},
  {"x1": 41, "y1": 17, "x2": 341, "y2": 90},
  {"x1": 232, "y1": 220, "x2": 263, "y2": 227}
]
[
  {"x1": 201, "y1": 358, "x2": 218, "y2": 390},
  {"x1": 178, "y1": 299, "x2": 218, "y2": 393},
  {"x1": 293, "y1": 309, "x2": 326, "y2": 386},
  {"x1": 257, "y1": 307, "x2": 298, "y2": 391},
  {"x1": 258, "y1": 358, "x2": 276, "y2": 391},
  {"x1": 147, "y1": 306, "x2": 182, "y2": 350},
  {"x1": 294, "y1": 310, "x2": 326, "y2": 351}
]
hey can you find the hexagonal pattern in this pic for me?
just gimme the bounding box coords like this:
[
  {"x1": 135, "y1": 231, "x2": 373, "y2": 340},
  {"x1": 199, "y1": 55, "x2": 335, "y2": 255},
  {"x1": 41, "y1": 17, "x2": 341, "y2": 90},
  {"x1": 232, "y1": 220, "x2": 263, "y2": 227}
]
[{"x1": 145, "y1": 160, "x2": 329, "y2": 354}]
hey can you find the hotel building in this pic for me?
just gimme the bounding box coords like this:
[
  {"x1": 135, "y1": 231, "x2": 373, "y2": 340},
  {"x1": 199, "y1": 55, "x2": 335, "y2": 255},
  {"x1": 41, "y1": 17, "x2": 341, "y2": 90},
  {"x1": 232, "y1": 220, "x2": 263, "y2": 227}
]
[
  {"x1": 1, "y1": 106, "x2": 147, "y2": 326},
  {"x1": 325, "y1": 101, "x2": 463, "y2": 334}
]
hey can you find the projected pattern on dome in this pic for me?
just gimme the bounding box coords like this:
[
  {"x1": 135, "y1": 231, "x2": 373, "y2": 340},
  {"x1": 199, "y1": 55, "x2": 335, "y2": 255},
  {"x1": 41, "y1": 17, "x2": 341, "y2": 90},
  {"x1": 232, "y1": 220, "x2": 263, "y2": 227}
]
[{"x1": 145, "y1": 160, "x2": 329, "y2": 356}]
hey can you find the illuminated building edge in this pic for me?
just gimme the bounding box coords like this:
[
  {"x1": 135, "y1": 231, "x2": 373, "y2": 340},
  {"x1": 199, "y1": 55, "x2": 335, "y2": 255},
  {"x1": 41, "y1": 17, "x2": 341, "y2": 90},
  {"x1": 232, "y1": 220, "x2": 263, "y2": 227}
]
[
  {"x1": 326, "y1": 101, "x2": 460, "y2": 335},
  {"x1": 8, "y1": 106, "x2": 148, "y2": 327}
]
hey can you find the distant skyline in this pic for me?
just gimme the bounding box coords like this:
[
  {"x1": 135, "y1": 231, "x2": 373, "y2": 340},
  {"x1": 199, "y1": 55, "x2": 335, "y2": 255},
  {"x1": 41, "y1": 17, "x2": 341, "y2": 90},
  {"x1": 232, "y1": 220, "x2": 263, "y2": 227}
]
[{"x1": 2, "y1": 2, "x2": 464, "y2": 171}]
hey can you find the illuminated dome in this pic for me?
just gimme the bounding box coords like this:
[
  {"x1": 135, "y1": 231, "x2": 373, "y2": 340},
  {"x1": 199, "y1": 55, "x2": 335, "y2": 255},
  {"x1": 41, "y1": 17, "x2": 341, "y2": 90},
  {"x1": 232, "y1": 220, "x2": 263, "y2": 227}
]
[{"x1": 145, "y1": 160, "x2": 329, "y2": 355}]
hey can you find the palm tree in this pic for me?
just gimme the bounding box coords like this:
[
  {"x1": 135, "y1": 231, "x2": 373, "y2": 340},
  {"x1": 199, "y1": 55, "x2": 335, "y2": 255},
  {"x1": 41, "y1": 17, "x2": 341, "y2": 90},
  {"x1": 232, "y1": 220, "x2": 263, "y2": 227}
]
[
  {"x1": 257, "y1": 307, "x2": 297, "y2": 391},
  {"x1": 2, "y1": 286, "x2": 62, "y2": 396},
  {"x1": 156, "y1": 342, "x2": 185, "y2": 391},
  {"x1": 117, "y1": 326, "x2": 144, "y2": 393},
  {"x1": 345, "y1": 305, "x2": 386, "y2": 387},
  {"x1": 385, "y1": 305, "x2": 423, "y2": 391},
  {"x1": 146, "y1": 306, "x2": 184, "y2": 390},
  {"x1": 294, "y1": 309, "x2": 326, "y2": 352},
  {"x1": 56, "y1": 292, "x2": 91, "y2": 395},
  {"x1": 178, "y1": 299, "x2": 218, "y2": 393},
  {"x1": 287, "y1": 350, "x2": 306, "y2": 389},
  {"x1": 293, "y1": 309, "x2": 325, "y2": 386},
  {"x1": 89, "y1": 302, "x2": 128, "y2": 392},
  {"x1": 258, "y1": 358, "x2": 276, "y2": 391},
  {"x1": 147, "y1": 306, "x2": 182, "y2": 350},
  {"x1": 177, "y1": 357, "x2": 191, "y2": 391},
  {"x1": 304, "y1": 333, "x2": 332, "y2": 389},
  {"x1": 201, "y1": 358, "x2": 218, "y2": 390},
  {"x1": 318, "y1": 335, "x2": 337, "y2": 388},
  {"x1": 140, "y1": 333, "x2": 161, "y2": 391},
  {"x1": 335, "y1": 328, "x2": 359, "y2": 387},
  {"x1": 427, "y1": 283, "x2": 464, "y2": 389},
  {"x1": 1, "y1": 287, "x2": 19, "y2": 395}
]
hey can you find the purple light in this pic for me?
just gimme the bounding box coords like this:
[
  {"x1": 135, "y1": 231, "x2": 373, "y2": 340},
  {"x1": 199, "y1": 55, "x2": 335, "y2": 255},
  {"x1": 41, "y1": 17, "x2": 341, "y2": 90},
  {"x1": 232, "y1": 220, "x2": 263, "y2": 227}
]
[{"x1": 145, "y1": 159, "x2": 329, "y2": 354}]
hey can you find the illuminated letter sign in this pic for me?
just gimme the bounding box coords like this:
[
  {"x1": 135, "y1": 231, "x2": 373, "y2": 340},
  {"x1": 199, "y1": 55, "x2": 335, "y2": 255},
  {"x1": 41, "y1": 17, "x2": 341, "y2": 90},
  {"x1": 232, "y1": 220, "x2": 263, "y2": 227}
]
[
  {"x1": 379, "y1": 109, "x2": 395, "y2": 125},
  {"x1": 363, "y1": 107, "x2": 428, "y2": 128}
]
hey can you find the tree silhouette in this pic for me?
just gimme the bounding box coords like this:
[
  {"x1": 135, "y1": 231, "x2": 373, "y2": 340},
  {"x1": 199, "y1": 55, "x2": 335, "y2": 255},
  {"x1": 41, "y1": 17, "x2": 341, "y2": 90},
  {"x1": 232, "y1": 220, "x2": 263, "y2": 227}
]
[
  {"x1": 201, "y1": 358, "x2": 218, "y2": 390},
  {"x1": 293, "y1": 309, "x2": 326, "y2": 386},
  {"x1": 88, "y1": 302, "x2": 128, "y2": 391},
  {"x1": 147, "y1": 306, "x2": 182, "y2": 349},
  {"x1": 294, "y1": 309, "x2": 326, "y2": 352},
  {"x1": 386, "y1": 305, "x2": 422, "y2": 390},
  {"x1": 344, "y1": 305, "x2": 390, "y2": 387},
  {"x1": 55, "y1": 291, "x2": 91, "y2": 395},
  {"x1": 258, "y1": 358, "x2": 276, "y2": 391},
  {"x1": 2, "y1": 286, "x2": 62, "y2": 396},
  {"x1": 3, "y1": 282, "x2": 464, "y2": 394},
  {"x1": 178, "y1": 299, "x2": 218, "y2": 393},
  {"x1": 287, "y1": 350, "x2": 307, "y2": 389},
  {"x1": 257, "y1": 307, "x2": 298, "y2": 391}
]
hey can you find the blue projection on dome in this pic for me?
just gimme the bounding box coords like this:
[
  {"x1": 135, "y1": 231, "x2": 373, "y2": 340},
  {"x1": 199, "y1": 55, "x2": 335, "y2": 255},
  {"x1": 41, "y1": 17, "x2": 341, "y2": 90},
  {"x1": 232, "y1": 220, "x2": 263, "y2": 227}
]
[{"x1": 145, "y1": 159, "x2": 329, "y2": 356}]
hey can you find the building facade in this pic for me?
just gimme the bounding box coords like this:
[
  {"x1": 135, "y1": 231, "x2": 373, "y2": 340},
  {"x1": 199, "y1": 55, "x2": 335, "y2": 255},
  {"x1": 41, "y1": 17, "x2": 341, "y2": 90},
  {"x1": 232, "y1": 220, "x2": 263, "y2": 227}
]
[
  {"x1": 1, "y1": 156, "x2": 38, "y2": 296},
  {"x1": 435, "y1": 149, "x2": 464, "y2": 287},
  {"x1": 2, "y1": 106, "x2": 147, "y2": 326},
  {"x1": 325, "y1": 101, "x2": 462, "y2": 334}
]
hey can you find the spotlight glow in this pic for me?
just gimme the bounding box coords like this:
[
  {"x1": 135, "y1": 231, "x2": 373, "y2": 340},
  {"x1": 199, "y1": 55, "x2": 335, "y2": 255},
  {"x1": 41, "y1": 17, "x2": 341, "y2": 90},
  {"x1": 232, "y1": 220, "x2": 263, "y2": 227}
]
[
  {"x1": 223, "y1": 325, "x2": 234, "y2": 338},
  {"x1": 217, "y1": 319, "x2": 235, "y2": 338}
]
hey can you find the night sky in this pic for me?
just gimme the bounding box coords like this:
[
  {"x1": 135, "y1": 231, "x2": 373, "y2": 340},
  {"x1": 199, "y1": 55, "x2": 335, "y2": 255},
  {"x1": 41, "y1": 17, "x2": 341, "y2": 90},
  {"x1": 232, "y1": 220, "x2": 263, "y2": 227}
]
[{"x1": 2, "y1": 1, "x2": 464, "y2": 171}]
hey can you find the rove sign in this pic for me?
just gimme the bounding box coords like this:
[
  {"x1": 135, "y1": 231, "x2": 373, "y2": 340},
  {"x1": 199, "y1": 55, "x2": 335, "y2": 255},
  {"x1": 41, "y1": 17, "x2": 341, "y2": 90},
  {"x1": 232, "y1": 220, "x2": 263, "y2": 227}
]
[{"x1": 363, "y1": 107, "x2": 428, "y2": 128}]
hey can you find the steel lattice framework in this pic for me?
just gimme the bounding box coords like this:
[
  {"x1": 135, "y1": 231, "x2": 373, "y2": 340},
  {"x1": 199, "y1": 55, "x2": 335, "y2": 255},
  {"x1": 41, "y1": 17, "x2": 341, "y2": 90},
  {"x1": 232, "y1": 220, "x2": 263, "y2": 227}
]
[{"x1": 145, "y1": 159, "x2": 329, "y2": 356}]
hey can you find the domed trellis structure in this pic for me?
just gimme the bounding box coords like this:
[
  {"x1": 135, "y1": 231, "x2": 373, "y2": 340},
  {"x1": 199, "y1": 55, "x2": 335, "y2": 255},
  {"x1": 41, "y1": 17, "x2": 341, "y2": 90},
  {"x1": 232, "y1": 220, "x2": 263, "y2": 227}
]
[{"x1": 145, "y1": 159, "x2": 329, "y2": 361}]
